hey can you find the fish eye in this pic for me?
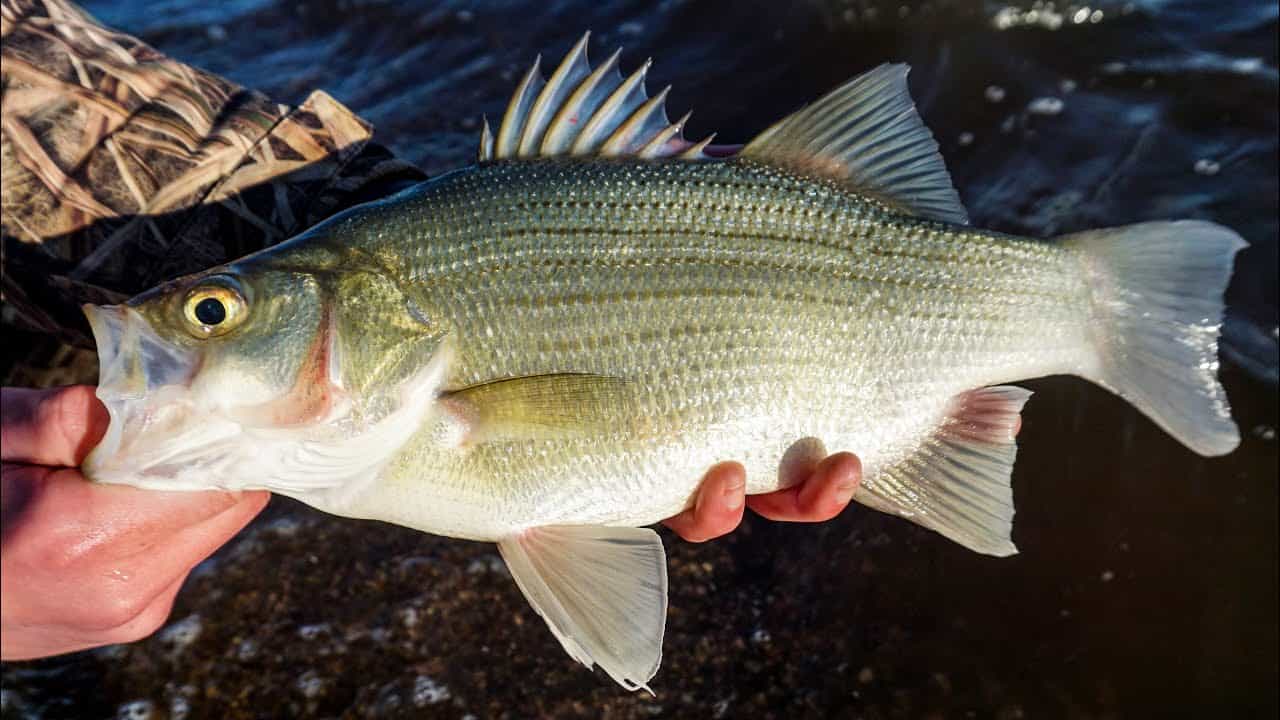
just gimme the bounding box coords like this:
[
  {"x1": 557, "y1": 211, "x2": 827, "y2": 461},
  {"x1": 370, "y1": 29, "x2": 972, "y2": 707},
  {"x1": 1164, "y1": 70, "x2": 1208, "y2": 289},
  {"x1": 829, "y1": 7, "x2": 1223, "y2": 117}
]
[
  {"x1": 195, "y1": 297, "x2": 226, "y2": 325},
  {"x1": 182, "y1": 279, "x2": 247, "y2": 338}
]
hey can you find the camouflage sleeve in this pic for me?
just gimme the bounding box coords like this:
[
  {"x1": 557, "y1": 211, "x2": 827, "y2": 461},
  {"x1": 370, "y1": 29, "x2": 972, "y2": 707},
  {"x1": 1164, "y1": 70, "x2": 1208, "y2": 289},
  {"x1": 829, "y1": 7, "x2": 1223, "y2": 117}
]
[{"x1": 0, "y1": 0, "x2": 426, "y2": 386}]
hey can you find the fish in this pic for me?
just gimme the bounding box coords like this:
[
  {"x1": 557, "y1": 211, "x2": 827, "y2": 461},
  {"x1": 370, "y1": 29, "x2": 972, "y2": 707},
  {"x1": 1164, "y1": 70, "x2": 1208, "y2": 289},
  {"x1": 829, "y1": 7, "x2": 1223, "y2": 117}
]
[{"x1": 79, "y1": 32, "x2": 1244, "y2": 691}]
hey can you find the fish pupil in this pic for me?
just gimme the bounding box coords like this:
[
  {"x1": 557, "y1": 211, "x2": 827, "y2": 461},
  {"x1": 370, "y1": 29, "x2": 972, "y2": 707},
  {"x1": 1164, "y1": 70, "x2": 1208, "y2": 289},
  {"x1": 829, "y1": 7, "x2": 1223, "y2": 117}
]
[{"x1": 195, "y1": 297, "x2": 226, "y2": 325}]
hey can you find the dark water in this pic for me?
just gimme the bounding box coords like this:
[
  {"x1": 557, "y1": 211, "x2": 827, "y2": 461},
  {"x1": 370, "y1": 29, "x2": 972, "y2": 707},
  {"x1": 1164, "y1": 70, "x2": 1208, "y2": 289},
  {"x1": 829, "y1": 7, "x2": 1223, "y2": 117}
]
[{"x1": 3, "y1": 1, "x2": 1278, "y2": 718}]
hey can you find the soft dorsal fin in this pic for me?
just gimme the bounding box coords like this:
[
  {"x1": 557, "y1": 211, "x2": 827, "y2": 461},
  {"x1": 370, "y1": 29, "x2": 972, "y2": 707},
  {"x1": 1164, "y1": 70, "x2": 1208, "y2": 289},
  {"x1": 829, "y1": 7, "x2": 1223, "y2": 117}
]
[
  {"x1": 479, "y1": 32, "x2": 714, "y2": 162},
  {"x1": 741, "y1": 64, "x2": 969, "y2": 225}
]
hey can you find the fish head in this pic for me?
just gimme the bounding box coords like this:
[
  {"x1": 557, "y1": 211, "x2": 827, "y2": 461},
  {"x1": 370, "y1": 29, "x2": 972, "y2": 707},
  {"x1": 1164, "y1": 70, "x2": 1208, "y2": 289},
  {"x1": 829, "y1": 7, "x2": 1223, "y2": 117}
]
[{"x1": 81, "y1": 258, "x2": 350, "y2": 492}]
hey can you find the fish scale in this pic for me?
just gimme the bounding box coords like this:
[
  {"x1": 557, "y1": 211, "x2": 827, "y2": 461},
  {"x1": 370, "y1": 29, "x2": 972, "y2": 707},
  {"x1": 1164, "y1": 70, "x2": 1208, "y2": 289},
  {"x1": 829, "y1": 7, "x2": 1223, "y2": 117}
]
[{"x1": 324, "y1": 158, "x2": 1097, "y2": 535}]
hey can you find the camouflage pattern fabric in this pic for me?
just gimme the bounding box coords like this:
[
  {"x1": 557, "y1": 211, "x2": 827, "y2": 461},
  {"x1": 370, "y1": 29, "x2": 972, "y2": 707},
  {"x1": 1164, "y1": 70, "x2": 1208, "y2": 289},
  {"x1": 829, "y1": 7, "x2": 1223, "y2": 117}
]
[{"x1": 0, "y1": 0, "x2": 426, "y2": 386}]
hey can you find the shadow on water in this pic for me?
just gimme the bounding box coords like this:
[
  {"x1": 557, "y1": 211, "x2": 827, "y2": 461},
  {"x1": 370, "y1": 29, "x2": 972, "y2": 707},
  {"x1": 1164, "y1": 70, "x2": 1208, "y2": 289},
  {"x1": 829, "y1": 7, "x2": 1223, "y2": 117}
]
[{"x1": 2, "y1": 0, "x2": 1276, "y2": 718}]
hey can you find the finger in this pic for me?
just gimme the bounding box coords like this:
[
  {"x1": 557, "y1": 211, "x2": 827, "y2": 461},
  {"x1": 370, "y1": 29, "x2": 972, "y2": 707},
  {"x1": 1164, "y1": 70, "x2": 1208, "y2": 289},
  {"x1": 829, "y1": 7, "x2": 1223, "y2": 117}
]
[
  {"x1": 129, "y1": 488, "x2": 269, "y2": 570},
  {"x1": 89, "y1": 489, "x2": 267, "y2": 632},
  {"x1": 3, "y1": 572, "x2": 191, "y2": 660},
  {"x1": 662, "y1": 461, "x2": 746, "y2": 543},
  {"x1": 748, "y1": 452, "x2": 861, "y2": 522},
  {"x1": 1, "y1": 386, "x2": 108, "y2": 466},
  {"x1": 95, "y1": 572, "x2": 189, "y2": 646},
  {"x1": 795, "y1": 452, "x2": 860, "y2": 520},
  {"x1": 3, "y1": 468, "x2": 263, "y2": 560},
  {"x1": 3, "y1": 472, "x2": 268, "y2": 635}
]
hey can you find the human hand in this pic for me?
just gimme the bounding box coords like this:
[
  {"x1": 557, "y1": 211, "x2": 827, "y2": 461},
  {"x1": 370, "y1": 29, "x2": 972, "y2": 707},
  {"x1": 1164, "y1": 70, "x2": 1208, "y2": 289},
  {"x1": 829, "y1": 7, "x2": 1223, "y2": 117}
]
[
  {"x1": 1, "y1": 386, "x2": 268, "y2": 661},
  {"x1": 663, "y1": 453, "x2": 862, "y2": 543}
]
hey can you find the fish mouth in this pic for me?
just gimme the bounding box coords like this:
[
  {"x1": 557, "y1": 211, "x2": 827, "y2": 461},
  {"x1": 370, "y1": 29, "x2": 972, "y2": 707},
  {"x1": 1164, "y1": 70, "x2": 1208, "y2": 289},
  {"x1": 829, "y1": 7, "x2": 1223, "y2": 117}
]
[
  {"x1": 81, "y1": 304, "x2": 236, "y2": 490},
  {"x1": 83, "y1": 304, "x2": 193, "y2": 402},
  {"x1": 79, "y1": 304, "x2": 444, "y2": 497}
]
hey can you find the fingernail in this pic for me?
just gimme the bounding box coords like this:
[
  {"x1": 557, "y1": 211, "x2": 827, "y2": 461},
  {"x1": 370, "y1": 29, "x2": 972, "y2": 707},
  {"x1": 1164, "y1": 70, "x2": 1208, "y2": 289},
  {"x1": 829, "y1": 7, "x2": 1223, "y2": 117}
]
[{"x1": 723, "y1": 478, "x2": 746, "y2": 511}]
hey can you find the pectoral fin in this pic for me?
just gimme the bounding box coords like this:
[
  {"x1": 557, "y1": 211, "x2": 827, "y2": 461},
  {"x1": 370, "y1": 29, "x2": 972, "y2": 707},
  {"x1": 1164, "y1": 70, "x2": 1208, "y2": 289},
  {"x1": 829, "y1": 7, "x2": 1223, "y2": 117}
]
[
  {"x1": 498, "y1": 525, "x2": 668, "y2": 692},
  {"x1": 444, "y1": 373, "x2": 638, "y2": 442}
]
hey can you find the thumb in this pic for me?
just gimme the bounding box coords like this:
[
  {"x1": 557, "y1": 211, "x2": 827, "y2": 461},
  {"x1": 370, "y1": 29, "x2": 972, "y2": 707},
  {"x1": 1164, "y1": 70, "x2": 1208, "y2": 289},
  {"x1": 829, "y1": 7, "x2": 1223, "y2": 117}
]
[{"x1": 1, "y1": 386, "x2": 108, "y2": 467}]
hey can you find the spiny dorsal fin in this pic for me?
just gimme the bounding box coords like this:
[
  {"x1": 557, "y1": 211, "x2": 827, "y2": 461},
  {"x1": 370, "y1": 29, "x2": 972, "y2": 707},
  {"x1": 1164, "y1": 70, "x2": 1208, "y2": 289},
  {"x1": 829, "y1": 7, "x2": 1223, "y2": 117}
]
[
  {"x1": 479, "y1": 32, "x2": 714, "y2": 162},
  {"x1": 518, "y1": 33, "x2": 593, "y2": 157},
  {"x1": 741, "y1": 64, "x2": 969, "y2": 225},
  {"x1": 495, "y1": 55, "x2": 546, "y2": 158}
]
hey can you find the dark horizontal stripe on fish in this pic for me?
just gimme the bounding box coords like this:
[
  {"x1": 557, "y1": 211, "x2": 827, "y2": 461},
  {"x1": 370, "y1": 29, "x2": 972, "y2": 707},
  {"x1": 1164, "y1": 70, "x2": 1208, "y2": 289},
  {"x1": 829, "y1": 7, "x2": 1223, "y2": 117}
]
[
  {"x1": 447, "y1": 283, "x2": 1006, "y2": 324},
  {"x1": 415, "y1": 236, "x2": 1074, "y2": 306}
]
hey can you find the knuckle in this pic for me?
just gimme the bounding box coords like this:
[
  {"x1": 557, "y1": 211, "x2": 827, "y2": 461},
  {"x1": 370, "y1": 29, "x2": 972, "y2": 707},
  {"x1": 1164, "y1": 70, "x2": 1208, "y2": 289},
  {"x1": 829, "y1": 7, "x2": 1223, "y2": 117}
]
[
  {"x1": 27, "y1": 534, "x2": 92, "y2": 574},
  {"x1": 100, "y1": 604, "x2": 169, "y2": 645},
  {"x1": 798, "y1": 493, "x2": 841, "y2": 522},
  {"x1": 91, "y1": 586, "x2": 163, "y2": 633},
  {"x1": 29, "y1": 541, "x2": 81, "y2": 573},
  {"x1": 680, "y1": 528, "x2": 715, "y2": 543},
  {"x1": 815, "y1": 504, "x2": 845, "y2": 522},
  {"x1": 21, "y1": 481, "x2": 104, "y2": 569},
  {"x1": 53, "y1": 387, "x2": 93, "y2": 448},
  {"x1": 668, "y1": 514, "x2": 722, "y2": 543}
]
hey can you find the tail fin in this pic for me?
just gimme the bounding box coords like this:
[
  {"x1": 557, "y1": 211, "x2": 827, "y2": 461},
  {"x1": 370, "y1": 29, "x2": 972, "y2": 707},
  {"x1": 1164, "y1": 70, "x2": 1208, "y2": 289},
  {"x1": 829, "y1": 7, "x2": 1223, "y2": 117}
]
[{"x1": 1063, "y1": 221, "x2": 1246, "y2": 456}]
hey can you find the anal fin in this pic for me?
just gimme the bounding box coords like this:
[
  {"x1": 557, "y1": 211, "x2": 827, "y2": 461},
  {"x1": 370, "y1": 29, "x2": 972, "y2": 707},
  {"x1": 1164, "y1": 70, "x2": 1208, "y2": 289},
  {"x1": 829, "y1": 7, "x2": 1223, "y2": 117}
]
[
  {"x1": 860, "y1": 386, "x2": 1032, "y2": 556},
  {"x1": 498, "y1": 525, "x2": 668, "y2": 692}
]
